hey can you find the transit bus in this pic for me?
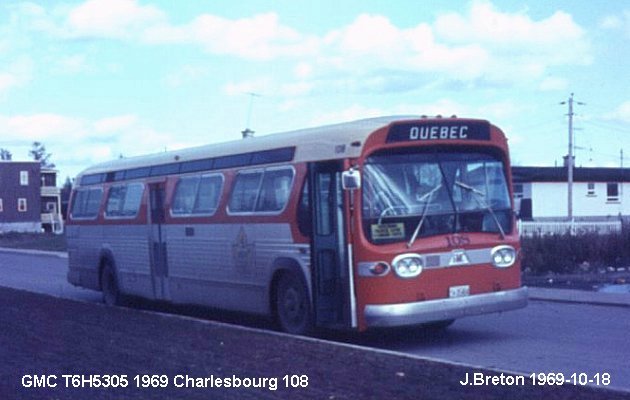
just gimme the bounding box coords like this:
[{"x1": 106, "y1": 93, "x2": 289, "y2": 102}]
[{"x1": 67, "y1": 116, "x2": 527, "y2": 334}]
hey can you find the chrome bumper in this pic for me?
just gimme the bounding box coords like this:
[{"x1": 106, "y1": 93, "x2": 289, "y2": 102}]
[{"x1": 364, "y1": 287, "x2": 528, "y2": 328}]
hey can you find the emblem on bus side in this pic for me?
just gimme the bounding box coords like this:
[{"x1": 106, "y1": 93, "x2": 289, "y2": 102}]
[{"x1": 232, "y1": 227, "x2": 255, "y2": 270}]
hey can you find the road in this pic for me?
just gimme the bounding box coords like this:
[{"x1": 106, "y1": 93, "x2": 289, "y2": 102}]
[{"x1": 1, "y1": 250, "x2": 628, "y2": 392}]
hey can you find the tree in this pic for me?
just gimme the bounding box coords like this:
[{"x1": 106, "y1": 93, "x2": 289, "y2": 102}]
[
  {"x1": 0, "y1": 148, "x2": 12, "y2": 160},
  {"x1": 29, "y1": 141, "x2": 55, "y2": 168},
  {"x1": 61, "y1": 176, "x2": 73, "y2": 217}
]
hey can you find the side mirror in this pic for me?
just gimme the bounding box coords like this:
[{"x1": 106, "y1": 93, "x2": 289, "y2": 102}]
[{"x1": 342, "y1": 169, "x2": 361, "y2": 190}]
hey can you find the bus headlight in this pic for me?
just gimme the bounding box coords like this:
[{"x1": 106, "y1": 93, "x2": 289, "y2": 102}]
[
  {"x1": 491, "y1": 245, "x2": 516, "y2": 268},
  {"x1": 392, "y1": 254, "x2": 424, "y2": 278}
]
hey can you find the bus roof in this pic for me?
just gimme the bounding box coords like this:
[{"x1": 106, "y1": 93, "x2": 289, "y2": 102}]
[{"x1": 76, "y1": 115, "x2": 421, "y2": 181}]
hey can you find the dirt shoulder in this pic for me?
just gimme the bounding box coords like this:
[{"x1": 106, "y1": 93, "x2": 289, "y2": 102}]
[{"x1": 0, "y1": 287, "x2": 625, "y2": 400}]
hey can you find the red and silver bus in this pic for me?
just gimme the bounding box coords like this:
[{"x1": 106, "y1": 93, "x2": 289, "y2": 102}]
[{"x1": 67, "y1": 116, "x2": 527, "y2": 334}]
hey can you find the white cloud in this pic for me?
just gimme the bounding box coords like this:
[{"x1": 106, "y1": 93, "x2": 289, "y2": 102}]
[
  {"x1": 143, "y1": 12, "x2": 316, "y2": 60},
  {"x1": 0, "y1": 111, "x2": 199, "y2": 177},
  {"x1": 163, "y1": 65, "x2": 207, "y2": 88},
  {"x1": 7, "y1": 0, "x2": 597, "y2": 104},
  {"x1": 0, "y1": 57, "x2": 34, "y2": 97},
  {"x1": 294, "y1": 62, "x2": 313, "y2": 79},
  {"x1": 538, "y1": 77, "x2": 568, "y2": 91},
  {"x1": 94, "y1": 114, "x2": 138, "y2": 132},
  {"x1": 0, "y1": 113, "x2": 84, "y2": 141},
  {"x1": 223, "y1": 78, "x2": 272, "y2": 96},
  {"x1": 65, "y1": 0, "x2": 165, "y2": 39},
  {"x1": 56, "y1": 54, "x2": 88, "y2": 74},
  {"x1": 600, "y1": 10, "x2": 630, "y2": 37},
  {"x1": 605, "y1": 101, "x2": 630, "y2": 123}
]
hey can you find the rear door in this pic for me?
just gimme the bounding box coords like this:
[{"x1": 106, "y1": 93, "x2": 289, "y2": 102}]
[
  {"x1": 148, "y1": 182, "x2": 170, "y2": 300},
  {"x1": 308, "y1": 161, "x2": 351, "y2": 328}
]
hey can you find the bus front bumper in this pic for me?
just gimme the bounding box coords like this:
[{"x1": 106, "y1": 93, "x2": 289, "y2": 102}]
[{"x1": 364, "y1": 287, "x2": 528, "y2": 328}]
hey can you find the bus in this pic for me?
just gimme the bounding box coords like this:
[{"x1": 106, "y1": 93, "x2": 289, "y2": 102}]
[{"x1": 67, "y1": 116, "x2": 527, "y2": 334}]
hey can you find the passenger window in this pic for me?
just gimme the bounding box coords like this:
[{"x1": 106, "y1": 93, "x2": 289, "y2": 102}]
[
  {"x1": 85, "y1": 189, "x2": 103, "y2": 216},
  {"x1": 172, "y1": 176, "x2": 200, "y2": 214},
  {"x1": 195, "y1": 175, "x2": 223, "y2": 214},
  {"x1": 71, "y1": 188, "x2": 103, "y2": 219},
  {"x1": 105, "y1": 183, "x2": 144, "y2": 217},
  {"x1": 256, "y1": 169, "x2": 294, "y2": 212},
  {"x1": 229, "y1": 172, "x2": 262, "y2": 213},
  {"x1": 172, "y1": 174, "x2": 223, "y2": 215}
]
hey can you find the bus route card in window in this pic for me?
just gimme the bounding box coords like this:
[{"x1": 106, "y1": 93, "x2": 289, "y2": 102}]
[{"x1": 371, "y1": 223, "x2": 405, "y2": 240}]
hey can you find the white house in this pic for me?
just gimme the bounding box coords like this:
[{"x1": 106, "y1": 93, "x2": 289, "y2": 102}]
[{"x1": 512, "y1": 166, "x2": 630, "y2": 221}]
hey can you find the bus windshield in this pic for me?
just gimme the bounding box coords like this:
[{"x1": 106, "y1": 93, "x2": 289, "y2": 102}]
[{"x1": 362, "y1": 150, "x2": 512, "y2": 244}]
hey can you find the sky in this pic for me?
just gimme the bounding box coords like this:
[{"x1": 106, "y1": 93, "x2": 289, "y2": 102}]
[{"x1": 0, "y1": 0, "x2": 629, "y2": 181}]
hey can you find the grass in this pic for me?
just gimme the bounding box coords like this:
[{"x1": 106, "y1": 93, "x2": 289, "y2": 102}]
[{"x1": 0, "y1": 232, "x2": 67, "y2": 252}]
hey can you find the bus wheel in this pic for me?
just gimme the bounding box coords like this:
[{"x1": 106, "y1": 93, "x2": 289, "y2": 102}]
[
  {"x1": 101, "y1": 261, "x2": 121, "y2": 306},
  {"x1": 276, "y1": 272, "x2": 312, "y2": 335},
  {"x1": 423, "y1": 319, "x2": 455, "y2": 330}
]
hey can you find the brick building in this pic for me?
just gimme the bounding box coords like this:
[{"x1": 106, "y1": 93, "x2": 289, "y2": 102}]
[{"x1": 0, "y1": 161, "x2": 42, "y2": 233}]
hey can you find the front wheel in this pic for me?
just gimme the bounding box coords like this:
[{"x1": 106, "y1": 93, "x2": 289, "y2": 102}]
[
  {"x1": 423, "y1": 319, "x2": 455, "y2": 330},
  {"x1": 275, "y1": 272, "x2": 312, "y2": 335}
]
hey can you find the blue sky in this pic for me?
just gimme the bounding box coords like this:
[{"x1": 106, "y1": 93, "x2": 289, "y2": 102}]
[{"x1": 0, "y1": 0, "x2": 629, "y2": 180}]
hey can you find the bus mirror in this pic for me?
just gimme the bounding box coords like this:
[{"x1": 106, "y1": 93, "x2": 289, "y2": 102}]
[{"x1": 342, "y1": 169, "x2": 361, "y2": 190}]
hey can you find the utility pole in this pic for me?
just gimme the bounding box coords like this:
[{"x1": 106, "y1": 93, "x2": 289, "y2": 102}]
[{"x1": 560, "y1": 93, "x2": 584, "y2": 221}]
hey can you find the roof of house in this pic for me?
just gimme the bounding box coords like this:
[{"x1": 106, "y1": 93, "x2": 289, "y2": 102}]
[{"x1": 512, "y1": 166, "x2": 630, "y2": 183}]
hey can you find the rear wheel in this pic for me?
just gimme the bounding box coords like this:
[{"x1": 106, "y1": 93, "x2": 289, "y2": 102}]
[
  {"x1": 276, "y1": 272, "x2": 312, "y2": 335},
  {"x1": 100, "y1": 261, "x2": 122, "y2": 306}
]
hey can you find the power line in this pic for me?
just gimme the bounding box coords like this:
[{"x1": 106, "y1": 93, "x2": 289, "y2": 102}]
[{"x1": 560, "y1": 93, "x2": 585, "y2": 220}]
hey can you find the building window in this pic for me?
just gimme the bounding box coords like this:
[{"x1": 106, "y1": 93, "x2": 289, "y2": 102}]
[
  {"x1": 20, "y1": 171, "x2": 29, "y2": 186},
  {"x1": 587, "y1": 182, "x2": 595, "y2": 196},
  {"x1": 513, "y1": 183, "x2": 524, "y2": 199},
  {"x1": 0, "y1": 198, "x2": 3, "y2": 212},
  {"x1": 18, "y1": 198, "x2": 27, "y2": 212},
  {"x1": 607, "y1": 183, "x2": 619, "y2": 202}
]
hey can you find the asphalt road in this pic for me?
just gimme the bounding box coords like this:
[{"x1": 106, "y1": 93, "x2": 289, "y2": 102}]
[{"x1": 1, "y1": 250, "x2": 628, "y2": 392}]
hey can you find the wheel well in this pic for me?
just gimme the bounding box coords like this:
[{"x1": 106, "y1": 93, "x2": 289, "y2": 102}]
[{"x1": 269, "y1": 258, "x2": 308, "y2": 318}]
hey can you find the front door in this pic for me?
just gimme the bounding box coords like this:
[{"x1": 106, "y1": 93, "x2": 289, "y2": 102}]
[
  {"x1": 308, "y1": 161, "x2": 351, "y2": 328},
  {"x1": 148, "y1": 182, "x2": 169, "y2": 300}
]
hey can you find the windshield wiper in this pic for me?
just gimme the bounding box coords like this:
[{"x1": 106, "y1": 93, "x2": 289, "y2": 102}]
[
  {"x1": 406, "y1": 183, "x2": 442, "y2": 248},
  {"x1": 454, "y1": 181, "x2": 505, "y2": 239}
]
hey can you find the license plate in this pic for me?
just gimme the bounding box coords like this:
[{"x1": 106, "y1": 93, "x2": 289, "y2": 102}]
[{"x1": 449, "y1": 285, "x2": 470, "y2": 298}]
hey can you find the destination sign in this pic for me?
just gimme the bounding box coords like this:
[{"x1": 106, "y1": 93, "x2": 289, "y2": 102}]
[{"x1": 386, "y1": 121, "x2": 490, "y2": 143}]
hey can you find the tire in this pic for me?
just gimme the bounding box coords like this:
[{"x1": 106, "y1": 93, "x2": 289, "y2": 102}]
[
  {"x1": 423, "y1": 319, "x2": 455, "y2": 330},
  {"x1": 100, "y1": 260, "x2": 122, "y2": 306},
  {"x1": 275, "y1": 272, "x2": 312, "y2": 335}
]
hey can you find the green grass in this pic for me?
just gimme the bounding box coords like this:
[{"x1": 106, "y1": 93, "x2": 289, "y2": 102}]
[{"x1": 0, "y1": 232, "x2": 67, "y2": 252}]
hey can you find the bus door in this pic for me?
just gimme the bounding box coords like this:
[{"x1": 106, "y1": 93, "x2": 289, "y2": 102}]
[
  {"x1": 308, "y1": 161, "x2": 351, "y2": 328},
  {"x1": 148, "y1": 182, "x2": 170, "y2": 301}
]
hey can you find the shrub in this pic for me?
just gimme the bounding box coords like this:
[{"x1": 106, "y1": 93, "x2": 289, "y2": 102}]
[{"x1": 521, "y1": 224, "x2": 630, "y2": 275}]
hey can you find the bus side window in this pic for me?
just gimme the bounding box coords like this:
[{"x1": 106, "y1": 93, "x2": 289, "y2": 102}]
[
  {"x1": 256, "y1": 168, "x2": 294, "y2": 212},
  {"x1": 229, "y1": 171, "x2": 263, "y2": 213},
  {"x1": 194, "y1": 175, "x2": 223, "y2": 214},
  {"x1": 105, "y1": 183, "x2": 143, "y2": 218},
  {"x1": 297, "y1": 179, "x2": 312, "y2": 237},
  {"x1": 172, "y1": 176, "x2": 200, "y2": 215},
  {"x1": 70, "y1": 187, "x2": 103, "y2": 219}
]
